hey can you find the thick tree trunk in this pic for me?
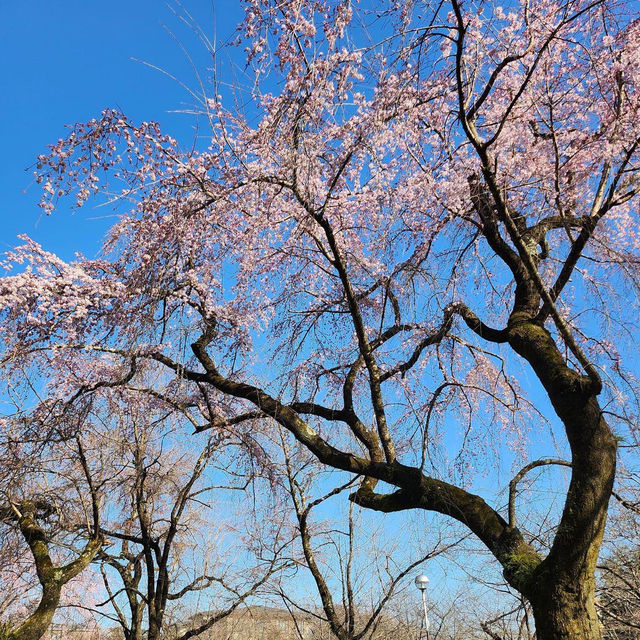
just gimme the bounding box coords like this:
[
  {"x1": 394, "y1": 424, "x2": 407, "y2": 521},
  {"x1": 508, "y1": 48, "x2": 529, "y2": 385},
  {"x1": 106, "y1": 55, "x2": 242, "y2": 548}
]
[
  {"x1": 508, "y1": 318, "x2": 615, "y2": 640},
  {"x1": 6, "y1": 501, "x2": 103, "y2": 640},
  {"x1": 530, "y1": 577, "x2": 601, "y2": 640}
]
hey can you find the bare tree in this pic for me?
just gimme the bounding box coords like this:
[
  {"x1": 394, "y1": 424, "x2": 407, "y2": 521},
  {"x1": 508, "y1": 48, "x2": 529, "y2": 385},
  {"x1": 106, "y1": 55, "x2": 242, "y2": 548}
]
[
  {"x1": 272, "y1": 430, "x2": 460, "y2": 640},
  {"x1": 597, "y1": 470, "x2": 640, "y2": 640},
  {"x1": 84, "y1": 392, "x2": 291, "y2": 640}
]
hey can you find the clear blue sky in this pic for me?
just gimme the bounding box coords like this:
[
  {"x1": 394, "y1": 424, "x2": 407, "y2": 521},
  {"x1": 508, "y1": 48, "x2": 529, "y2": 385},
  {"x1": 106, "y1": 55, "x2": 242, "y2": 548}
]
[{"x1": 0, "y1": 0, "x2": 244, "y2": 259}]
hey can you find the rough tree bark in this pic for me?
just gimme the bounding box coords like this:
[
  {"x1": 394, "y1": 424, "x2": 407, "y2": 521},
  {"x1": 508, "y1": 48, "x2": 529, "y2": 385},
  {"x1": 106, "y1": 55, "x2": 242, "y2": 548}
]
[
  {"x1": 5, "y1": 501, "x2": 103, "y2": 640},
  {"x1": 508, "y1": 321, "x2": 616, "y2": 640}
]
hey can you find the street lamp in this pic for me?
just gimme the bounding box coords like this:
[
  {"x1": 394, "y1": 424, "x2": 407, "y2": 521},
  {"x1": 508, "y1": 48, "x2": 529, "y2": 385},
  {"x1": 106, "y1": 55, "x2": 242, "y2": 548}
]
[{"x1": 414, "y1": 574, "x2": 430, "y2": 640}]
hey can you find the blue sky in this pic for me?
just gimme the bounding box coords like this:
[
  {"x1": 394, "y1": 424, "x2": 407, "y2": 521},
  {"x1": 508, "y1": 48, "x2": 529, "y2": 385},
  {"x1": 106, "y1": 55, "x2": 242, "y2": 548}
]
[{"x1": 0, "y1": 0, "x2": 245, "y2": 259}]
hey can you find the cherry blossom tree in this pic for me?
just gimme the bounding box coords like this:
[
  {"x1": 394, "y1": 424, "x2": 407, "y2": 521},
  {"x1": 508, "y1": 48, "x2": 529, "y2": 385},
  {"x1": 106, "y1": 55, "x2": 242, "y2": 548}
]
[
  {"x1": 0, "y1": 431, "x2": 105, "y2": 640},
  {"x1": 2, "y1": 0, "x2": 640, "y2": 638}
]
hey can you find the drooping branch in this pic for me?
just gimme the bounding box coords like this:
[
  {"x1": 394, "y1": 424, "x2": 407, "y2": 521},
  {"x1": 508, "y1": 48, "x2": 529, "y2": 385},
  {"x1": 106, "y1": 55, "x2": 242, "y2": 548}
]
[{"x1": 379, "y1": 308, "x2": 456, "y2": 382}]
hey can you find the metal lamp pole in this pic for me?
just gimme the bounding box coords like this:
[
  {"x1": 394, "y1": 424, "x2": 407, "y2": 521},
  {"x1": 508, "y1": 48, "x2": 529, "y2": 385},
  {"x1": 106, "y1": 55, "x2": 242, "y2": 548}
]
[{"x1": 414, "y1": 574, "x2": 430, "y2": 640}]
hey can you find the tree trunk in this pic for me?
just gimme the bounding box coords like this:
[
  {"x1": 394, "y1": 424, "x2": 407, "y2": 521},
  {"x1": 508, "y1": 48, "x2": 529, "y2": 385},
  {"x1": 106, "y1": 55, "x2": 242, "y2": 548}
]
[
  {"x1": 10, "y1": 583, "x2": 61, "y2": 640},
  {"x1": 530, "y1": 577, "x2": 601, "y2": 640},
  {"x1": 507, "y1": 319, "x2": 615, "y2": 640},
  {"x1": 6, "y1": 500, "x2": 103, "y2": 640}
]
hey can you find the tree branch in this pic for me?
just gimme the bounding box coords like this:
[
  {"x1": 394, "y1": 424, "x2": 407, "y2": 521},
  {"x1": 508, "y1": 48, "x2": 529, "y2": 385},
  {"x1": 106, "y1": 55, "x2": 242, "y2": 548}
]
[{"x1": 508, "y1": 458, "x2": 571, "y2": 529}]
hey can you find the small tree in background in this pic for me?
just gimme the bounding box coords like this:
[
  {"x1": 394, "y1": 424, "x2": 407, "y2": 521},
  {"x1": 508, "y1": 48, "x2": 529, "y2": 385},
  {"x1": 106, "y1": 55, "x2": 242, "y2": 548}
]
[
  {"x1": 0, "y1": 430, "x2": 104, "y2": 640},
  {"x1": 597, "y1": 476, "x2": 640, "y2": 639},
  {"x1": 274, "y1": 429, "x2": 459, "y2": 640}
]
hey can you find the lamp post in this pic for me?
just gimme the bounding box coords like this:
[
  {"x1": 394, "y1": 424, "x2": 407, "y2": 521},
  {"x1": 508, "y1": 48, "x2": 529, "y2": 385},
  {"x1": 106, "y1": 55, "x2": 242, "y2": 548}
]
[{"x1": 414, "y1": 574, "x2": 430, "y2": 640}]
